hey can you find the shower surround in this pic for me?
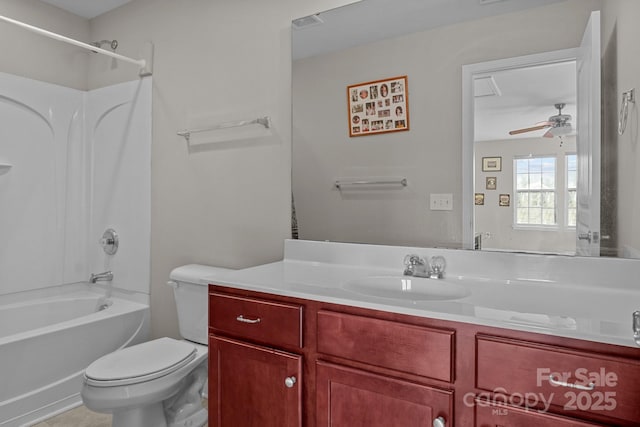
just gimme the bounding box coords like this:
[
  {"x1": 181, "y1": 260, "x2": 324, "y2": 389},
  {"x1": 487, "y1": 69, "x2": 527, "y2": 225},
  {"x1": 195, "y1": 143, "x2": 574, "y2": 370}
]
[
  {"x1": 0, "y1": 71, "x2": 151, "y2": 296},
  {"x1": 0, "y1": 73, "x2": 151, "y2": 426}
]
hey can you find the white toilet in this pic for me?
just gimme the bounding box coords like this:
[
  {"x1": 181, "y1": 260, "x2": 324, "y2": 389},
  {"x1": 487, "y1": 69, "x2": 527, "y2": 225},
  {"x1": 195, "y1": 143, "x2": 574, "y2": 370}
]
[{"x1": 81, "y1": 264, "x2": 230, "y2": 427}]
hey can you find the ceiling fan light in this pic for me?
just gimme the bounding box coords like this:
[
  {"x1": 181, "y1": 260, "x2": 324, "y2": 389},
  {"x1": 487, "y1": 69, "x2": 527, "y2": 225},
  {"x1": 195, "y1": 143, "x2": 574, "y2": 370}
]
[{"x1": 549, "y1": 123, "x2": 572, "y2": 136}]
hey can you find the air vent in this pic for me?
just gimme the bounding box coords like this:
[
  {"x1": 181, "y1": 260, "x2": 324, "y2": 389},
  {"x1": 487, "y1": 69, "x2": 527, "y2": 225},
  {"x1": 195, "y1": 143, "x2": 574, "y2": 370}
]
[
  {"x1": 474, "y1": 76, "x2": 502, "y2": 98},
  {"x1": 479, "y1": 0, "x2": 507, "y2": 4},
  {"x1": 292, "y1": 14, "x2": 324, "y2": 30}
]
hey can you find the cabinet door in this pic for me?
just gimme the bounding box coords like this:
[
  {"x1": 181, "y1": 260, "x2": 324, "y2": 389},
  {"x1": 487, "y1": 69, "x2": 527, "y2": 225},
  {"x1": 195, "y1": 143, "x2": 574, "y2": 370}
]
[
  {"x1": 209, "y1": 335, "x2": 302, "y2": 427},
  {"x1": 316, "y1": 361, "x2": 453, "y2": 427}
]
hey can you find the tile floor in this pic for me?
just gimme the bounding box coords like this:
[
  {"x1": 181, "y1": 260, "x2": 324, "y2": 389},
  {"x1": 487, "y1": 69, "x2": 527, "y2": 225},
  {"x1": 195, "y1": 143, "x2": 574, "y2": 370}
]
[
  {"x1": 32, "y1": 406, "x2": 111, "y2": 427},
  {"x1": 33, "y1": 400, "x2": 208, "y2": 427}
]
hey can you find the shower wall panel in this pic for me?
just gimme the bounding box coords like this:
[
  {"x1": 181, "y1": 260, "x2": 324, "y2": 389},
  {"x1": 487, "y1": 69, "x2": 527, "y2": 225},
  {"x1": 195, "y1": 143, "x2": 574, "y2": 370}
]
[{"x1": 0, "y1": 73, "x2": 151, "y2": 296}]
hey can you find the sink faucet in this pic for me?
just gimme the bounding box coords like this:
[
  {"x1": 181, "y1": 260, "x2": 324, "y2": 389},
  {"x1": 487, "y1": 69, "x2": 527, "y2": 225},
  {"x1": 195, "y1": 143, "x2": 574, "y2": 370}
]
[
  {"x1": 90, "y1": 271, "x2": 113, "y2": 283},
  {"x1": 403, "y1": 255, "x2": 446, "y2": 279},
  {"x1": 403, "y1": 254, "x2": 430, "y2": 277}
]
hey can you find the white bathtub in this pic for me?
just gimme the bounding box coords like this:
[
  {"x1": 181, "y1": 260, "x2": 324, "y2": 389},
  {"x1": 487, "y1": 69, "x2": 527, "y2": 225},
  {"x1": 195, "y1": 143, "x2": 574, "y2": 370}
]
[{"x1": 0, "y1": 285, "x2": 149, "y2": 427}]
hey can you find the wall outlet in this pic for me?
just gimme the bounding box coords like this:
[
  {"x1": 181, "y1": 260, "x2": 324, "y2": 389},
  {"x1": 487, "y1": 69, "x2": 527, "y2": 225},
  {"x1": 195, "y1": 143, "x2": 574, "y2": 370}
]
[{"x1": 430, "y1": 193, "x2": 453, "y2": 211}]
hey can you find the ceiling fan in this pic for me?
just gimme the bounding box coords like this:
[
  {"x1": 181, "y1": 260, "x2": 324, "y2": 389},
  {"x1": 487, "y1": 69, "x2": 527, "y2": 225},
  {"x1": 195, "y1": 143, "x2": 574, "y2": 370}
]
[{"x1": 509, "y1": 103, "x2": 572, "y2": 138}]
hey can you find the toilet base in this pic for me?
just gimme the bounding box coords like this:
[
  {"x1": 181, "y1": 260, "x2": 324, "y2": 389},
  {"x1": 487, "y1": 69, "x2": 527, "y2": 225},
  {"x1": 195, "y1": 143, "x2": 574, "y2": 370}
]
[
  {"x1": 113, "y1": 403, "x2": 166, "y2": 427},
  {"x1": 167, "y1": 407, "x2": 208, "y2": 427},
  {"x1": 110, "y1": 403, "x2": 207, "y2": 427}
]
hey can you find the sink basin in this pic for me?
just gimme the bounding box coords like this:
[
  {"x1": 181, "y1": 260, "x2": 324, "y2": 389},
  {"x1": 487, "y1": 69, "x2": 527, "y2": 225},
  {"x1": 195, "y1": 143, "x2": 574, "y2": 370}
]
[{"x1": 342, "y1": 275, "x2": 470, "y2": 301}]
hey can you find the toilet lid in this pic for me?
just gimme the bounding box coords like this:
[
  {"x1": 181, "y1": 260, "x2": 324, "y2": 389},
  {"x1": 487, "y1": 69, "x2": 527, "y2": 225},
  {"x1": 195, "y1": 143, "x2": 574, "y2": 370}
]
[{"x1": 85, "y1": 337, "x2": 197, "y2": 386}]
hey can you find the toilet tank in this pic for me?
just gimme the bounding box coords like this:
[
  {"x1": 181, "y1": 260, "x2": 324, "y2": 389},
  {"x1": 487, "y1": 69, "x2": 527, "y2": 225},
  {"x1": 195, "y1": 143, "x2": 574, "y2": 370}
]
[{"x1": 168, "y1": 264, "x2": 233, "y2": 345}]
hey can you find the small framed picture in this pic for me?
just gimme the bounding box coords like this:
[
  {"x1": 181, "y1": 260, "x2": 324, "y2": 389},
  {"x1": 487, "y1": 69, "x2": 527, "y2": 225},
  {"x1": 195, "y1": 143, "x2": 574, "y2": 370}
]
[
  {"x1": 482, "y1": 156, "x2": 502, "y2": 172},
  {"x1": 499, "y1": 194, "x2": 510, "y2": 207},
  {"x1": 475, "y1": 193, "x2": 485, "y2": 205},
  {"x1": 486, "y1": 176, "x2": 497, "y2": 190}
]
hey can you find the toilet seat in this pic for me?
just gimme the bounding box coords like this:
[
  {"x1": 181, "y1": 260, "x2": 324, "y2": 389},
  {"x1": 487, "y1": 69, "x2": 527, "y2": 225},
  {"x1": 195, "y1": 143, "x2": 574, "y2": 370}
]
[{"x1": 84, "y1": 337, "x2": 197, "y2": 387}]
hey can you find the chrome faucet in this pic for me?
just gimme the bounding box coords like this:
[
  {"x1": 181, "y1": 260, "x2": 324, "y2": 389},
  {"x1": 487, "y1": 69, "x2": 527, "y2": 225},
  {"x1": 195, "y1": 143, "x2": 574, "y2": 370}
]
[
  {"x1": 403, "y1": 254, "x2": 446, "y2": 279},
  {"x1": 403, "y1": 254, "x2": 430, "y2": 277},
  {"x1": 90, "y1": 271, "x2": 113, "y2": 283}
]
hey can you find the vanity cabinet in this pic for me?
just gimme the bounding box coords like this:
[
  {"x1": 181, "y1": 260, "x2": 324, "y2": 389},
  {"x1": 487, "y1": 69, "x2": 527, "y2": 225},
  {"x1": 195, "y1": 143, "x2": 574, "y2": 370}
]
[
  {"x1": 208, "y1": 285, "x2": 640, "y2": 427},
  {"x1": 208, "y1": 291, "x2": 304, "y2": 427}
]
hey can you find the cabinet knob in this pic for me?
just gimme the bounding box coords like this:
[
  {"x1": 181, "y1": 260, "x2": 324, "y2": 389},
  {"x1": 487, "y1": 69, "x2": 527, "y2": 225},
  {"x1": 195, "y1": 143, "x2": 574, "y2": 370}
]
[
  {"x1": 433, "y1": 416, "x2": 446, "y2": 427},
  {"x1": 284, "y1": 376, "x2": 297, "y2": 388}
]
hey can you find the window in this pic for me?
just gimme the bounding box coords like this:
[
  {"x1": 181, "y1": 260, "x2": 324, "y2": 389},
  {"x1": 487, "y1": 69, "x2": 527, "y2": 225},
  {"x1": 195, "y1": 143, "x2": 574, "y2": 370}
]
[
  {"x1": 515, "y1": 156, "x2": 556, "y2": 225},
  {"x1": 566, "y1": 154, "x2": 577, "y2": 227},
  {"x1": 514, "y1": 154, "x2": 577, "y2": 229}
]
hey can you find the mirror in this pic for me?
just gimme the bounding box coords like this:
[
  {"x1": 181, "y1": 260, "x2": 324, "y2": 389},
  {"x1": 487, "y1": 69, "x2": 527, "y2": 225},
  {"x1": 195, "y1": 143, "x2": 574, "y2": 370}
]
[{"x1": 292, "y1": 0, "x2": 639, "y2": 258}]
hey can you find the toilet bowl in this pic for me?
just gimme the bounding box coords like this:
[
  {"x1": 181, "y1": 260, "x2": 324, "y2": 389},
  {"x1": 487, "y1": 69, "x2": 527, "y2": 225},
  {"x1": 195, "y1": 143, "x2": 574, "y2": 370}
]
[{"x1": 81, "y1": 265, "x2": 232, "y2": 427}]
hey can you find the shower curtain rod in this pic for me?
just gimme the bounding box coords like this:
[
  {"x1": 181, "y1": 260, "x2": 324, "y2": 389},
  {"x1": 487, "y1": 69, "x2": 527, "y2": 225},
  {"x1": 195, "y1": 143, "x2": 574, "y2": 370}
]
[{"x1": 0, "y1": 14, "x2": 147, "y2": 71}]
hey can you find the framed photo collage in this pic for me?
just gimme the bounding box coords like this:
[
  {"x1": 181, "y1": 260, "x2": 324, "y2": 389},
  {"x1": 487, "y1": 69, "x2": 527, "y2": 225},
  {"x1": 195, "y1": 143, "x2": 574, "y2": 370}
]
[{"x1": 347, "y1": 75, "x2": 409, "y2": 137}]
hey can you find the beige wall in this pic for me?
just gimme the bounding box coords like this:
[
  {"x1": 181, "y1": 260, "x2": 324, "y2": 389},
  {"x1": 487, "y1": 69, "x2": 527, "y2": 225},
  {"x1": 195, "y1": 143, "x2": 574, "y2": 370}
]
[
  {"x1": 0, "y1": 0, "x2": 89, "y2": 89},
  {"x1": 601, "y1": 0, "x2": 640, "y2": 258},
  {"x1": 88, "y1": 0, "x2": 354, "y2": 339},
  {"x1": 293, "y1": 0, "x2": 600, "y2": 249}
]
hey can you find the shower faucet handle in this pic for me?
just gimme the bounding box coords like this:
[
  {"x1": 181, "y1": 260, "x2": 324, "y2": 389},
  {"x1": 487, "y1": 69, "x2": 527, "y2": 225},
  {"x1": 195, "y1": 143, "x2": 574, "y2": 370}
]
[{"x1": 100, "y1": 228, "x2": 119, "y2": 255}]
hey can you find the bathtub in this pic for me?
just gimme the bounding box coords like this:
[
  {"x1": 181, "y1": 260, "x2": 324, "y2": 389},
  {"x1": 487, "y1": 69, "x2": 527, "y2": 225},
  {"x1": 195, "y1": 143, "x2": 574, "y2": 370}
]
[{"x1": 0, "y1": 285, "x2": 149, "y2": 427}]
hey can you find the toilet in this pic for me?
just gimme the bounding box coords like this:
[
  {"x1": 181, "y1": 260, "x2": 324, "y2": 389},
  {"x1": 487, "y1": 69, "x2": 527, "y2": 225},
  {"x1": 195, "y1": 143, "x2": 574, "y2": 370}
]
[{"x1": 81, "y1": 264, "x2": 231, "y2": 427}]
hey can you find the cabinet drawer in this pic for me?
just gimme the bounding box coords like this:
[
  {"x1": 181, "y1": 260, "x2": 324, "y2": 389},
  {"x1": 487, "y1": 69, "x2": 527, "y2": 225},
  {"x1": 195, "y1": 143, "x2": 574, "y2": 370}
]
[
  {"x1": 476, "y1": 335, "x2": 640, "y2": 424},
  {"x1": 475, "y1": 400, "x2": 605, "y2": 427},
  {"x1": 209, "y1": 292, "x2": 303, "y2": 349},
  {"x1": 317, "y1": 310, "x2": 454, "y2": 382}
]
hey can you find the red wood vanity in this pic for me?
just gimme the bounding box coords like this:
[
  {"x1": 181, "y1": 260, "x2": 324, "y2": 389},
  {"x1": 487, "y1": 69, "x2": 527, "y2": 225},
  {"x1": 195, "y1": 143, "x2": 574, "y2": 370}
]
[{"x1": 208, "y1": 285, "x2": 640, "y2": 427}]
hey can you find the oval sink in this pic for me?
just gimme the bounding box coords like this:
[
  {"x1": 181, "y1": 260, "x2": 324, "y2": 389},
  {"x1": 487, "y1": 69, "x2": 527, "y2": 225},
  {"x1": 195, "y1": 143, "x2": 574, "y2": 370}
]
[{"x1": 342, "y1": 276, "x2": 470, "y2": 301}]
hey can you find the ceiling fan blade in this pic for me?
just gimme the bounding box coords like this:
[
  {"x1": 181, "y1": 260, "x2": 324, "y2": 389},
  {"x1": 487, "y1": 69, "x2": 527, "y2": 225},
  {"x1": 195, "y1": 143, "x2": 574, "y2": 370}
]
[
  {"x1": 508, "y1": 124, "x2": 550, "y2": 135},
  {"x1": 543, "y1": 129, "x2": 554, "y2": 138}
]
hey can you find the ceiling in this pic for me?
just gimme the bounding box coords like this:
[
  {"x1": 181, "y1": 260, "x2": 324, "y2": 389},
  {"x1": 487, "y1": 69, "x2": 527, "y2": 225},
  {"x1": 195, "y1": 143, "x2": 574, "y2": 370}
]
[
  {"x1": 293, "y1": 0, "x2": 566, "y2": 60},
  {"x1": 38, "y1": 0, "x2": 132, "y2": 19},
  {"x1": 474, "y1": 61, "x2": 577, "y2": 142}
]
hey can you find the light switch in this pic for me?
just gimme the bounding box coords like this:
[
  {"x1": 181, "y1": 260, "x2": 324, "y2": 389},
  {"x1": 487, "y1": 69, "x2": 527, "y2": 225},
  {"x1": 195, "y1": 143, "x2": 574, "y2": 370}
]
[{"x1": 430, "y1": 193, "x2": 453, "y2": 211}]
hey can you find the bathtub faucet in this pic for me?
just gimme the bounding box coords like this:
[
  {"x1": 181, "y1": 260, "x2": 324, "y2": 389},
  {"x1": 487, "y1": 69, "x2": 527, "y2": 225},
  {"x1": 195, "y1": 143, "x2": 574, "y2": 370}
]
[{"x1": 90, "y1": 271, "x2": 113, "y2": 283}]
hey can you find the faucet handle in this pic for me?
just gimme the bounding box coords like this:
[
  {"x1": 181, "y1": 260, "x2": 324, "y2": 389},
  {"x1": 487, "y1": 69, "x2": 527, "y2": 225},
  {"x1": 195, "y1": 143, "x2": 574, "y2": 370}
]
[
  {"x1": 429, "y1": 256, "x2": 446, "y2": 278},
  {"x1": 404, "y1": 254, "x2": 425, "y2": 266}
]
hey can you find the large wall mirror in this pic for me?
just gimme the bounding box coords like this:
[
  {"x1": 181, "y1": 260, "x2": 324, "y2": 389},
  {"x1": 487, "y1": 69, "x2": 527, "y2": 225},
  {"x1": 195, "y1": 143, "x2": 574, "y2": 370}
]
[{"x1": 292, "y1": 0, "x2": 640, "y2": 258}]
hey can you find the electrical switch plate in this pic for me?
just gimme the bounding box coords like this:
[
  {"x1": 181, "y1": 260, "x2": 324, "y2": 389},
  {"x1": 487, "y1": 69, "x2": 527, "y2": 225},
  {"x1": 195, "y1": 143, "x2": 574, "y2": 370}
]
[{"x1": 430, "y1": 193, "x2": 453, "y2": 211}]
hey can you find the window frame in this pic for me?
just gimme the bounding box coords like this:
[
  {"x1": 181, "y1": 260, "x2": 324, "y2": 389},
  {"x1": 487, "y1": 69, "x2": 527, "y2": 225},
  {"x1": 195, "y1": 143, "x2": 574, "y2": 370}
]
[
  {"x1": 513, "y1": 155, "x2": 559, "y2": 230},
  {"x1": 565, "y1": 153, "x2": 577, "y2": 228},
  {"x1": 512, "y1": 153, "x2": 577, "y2": 231}
]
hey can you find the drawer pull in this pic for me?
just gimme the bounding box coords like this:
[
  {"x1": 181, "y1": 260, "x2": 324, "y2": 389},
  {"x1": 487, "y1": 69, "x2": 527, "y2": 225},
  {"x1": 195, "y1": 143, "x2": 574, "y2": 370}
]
[
  {"x1": 236, "y1": 315, "x2": 261, "y2": 324},
  {"x1": 549, "y1": 374, "x2": 595, "y2": 391},
  {"x1": 284, "y1": 376, "x2": 297, "y2": 388},
  {"x1": 433, "y1": 416, "x2": 446, "y2": 427}
]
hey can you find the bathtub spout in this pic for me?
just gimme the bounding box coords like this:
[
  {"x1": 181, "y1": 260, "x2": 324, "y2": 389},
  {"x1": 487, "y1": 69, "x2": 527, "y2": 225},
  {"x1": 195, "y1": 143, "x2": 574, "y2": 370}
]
[{"x1": 90, "y1": 271, "x2": 113, "y2": 283}]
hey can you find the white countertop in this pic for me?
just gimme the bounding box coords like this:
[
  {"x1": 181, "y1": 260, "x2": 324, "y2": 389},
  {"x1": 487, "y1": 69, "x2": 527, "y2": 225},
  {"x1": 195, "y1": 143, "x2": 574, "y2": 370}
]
[{"x1": 205, "y1": 240, "x2": 640, "y2": 349}]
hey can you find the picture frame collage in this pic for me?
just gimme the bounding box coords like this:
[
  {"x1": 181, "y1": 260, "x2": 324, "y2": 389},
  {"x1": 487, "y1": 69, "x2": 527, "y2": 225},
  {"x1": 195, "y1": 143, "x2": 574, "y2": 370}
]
[
  {"x1": 476, "y1": 156, "x2": 509, "y2": 207},
  {"x1": 347, "y1": 75, "x2": 409, "y2": 137}
]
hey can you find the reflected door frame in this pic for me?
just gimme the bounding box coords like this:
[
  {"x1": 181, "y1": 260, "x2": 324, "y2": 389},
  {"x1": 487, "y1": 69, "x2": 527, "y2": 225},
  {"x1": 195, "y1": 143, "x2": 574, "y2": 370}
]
[{"x1": 461, "y1": 48, "x2": 580, "y2": 251}]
